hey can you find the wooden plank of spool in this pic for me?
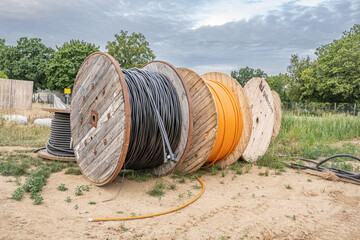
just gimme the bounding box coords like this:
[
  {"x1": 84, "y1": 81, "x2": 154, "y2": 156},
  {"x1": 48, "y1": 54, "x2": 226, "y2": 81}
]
[
  {"x1": 271, "y1": 90, "x2": 282, "y2": 140},
  {"x1": 70, "y1": 52, "x2": 131, "y2": 186},
  {"x1": 176, "y1": 68, "x2": 218, "y2": 174},
  {"x1": 201, "y1": 72, "x2": 252, "y2": 167},
  {"x1": 38, "y1": 107, "x2": 75, "y2": 162},
  {"x1": 38, "y1": 149, "x2": 75, "y2": 162},
  {"x1": 42, "y1": 107, "x2": 70, "y2": 114},
  {"x1": 242, "y1": 77, "x2": 275, "y2": 162},
  {"x1": 141, "y1": 61, "x2": 193, "y2": 176}
]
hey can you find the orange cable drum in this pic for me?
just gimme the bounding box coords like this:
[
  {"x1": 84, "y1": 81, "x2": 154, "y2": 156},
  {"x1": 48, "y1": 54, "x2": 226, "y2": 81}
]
[{"x1": 203, "y1": 79, "x2": 243, "y2": 167}]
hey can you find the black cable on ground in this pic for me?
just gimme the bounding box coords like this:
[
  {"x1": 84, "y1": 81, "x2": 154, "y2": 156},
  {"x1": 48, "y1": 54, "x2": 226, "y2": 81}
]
[
  {"x1": 33, "y1": 147, "x2": 46, "y2": 153},
  {"x1": 46, "y1": 112, "x2": 74, "y2": 157},
  {"x1": 281, "y1": 154, "x2": 360, "y2": 183},
  {"x1": 122, "y1": 68, "x2": 182, "y2": 170}
]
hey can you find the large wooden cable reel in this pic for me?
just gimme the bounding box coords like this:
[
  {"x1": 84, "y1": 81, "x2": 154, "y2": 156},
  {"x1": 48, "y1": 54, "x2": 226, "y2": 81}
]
[
  {"x1": 70, "y1": 53, "x2": 192, "y2": 186},
  {"x1": 176, "y1": 68, "x2": 218, "y2": 173},
  {"x1": 242, "y1": 77, "x2": 275, "y2": 162},
  {"x1": 201, "y1": 72, "x2": 253, "y2": 167}
]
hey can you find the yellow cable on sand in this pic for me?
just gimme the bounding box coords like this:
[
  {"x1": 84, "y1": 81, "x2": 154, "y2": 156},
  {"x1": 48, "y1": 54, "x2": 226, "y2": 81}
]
[{"x1": 89, "y1": 176, "x2": 205, "y2": 222}]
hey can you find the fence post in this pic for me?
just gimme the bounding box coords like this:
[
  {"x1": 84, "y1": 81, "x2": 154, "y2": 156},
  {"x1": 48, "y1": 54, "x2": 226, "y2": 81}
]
[
  {"x1": 334, "y1": 102, "x2": 336, "y2": 112},
  {"x1": 354, "y1": 103, "x2": 357, "y2": 116}
]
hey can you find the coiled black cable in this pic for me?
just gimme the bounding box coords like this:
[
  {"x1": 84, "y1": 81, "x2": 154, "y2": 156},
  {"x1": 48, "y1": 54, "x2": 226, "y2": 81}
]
[
  {"x1": 282, "y1": 154, "x2": 360, "y2": 183},
  {"x1": 122, "y1": 68, "x2": 182, "y2": 170},
  {"x1": 46, "y1": 112, "x2": 74, "y2": 157}
]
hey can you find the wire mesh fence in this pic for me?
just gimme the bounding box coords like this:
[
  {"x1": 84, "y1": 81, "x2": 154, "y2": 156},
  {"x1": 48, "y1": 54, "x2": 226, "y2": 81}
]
[{"x1": 282, "y1": 102, "x2": 359, "y2": 116}]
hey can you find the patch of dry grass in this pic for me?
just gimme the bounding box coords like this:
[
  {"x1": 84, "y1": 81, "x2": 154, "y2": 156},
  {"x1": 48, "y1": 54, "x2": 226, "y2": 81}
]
[
  {"x1": 0, "y1": 103, "x2": 51, "y2": 147},
  {"x1": 1, "y1": 103, "x2": 53, "y2": 124},
  {"x1": 0, "y1": 121, "x2": 50, "y2": 147}
]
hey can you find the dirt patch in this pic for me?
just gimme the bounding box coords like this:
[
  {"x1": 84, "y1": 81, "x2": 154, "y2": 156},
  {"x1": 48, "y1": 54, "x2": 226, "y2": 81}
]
[
  {"x1": 331, "y1": 137, "x2": 360, "y2": 147},
  {"x1": 1, "y1": 165, "x2": 359, "y2": 239},
  {"x1": 0, "y1": 146, "x2": 36, "y2": 152}
]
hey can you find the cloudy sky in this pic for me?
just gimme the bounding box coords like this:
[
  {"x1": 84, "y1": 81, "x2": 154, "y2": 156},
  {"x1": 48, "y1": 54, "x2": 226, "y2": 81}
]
[{"x1": 0, "y1": 0, "x2": 359, "y2": 75}]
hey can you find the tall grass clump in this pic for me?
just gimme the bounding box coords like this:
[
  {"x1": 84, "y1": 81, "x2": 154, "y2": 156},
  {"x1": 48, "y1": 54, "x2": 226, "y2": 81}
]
[
  {"x1": 258, "y1": 112, "x2": 360, "y2": 166},
  {"x1": 0, "y1": 121, "x2": 49, "y2": 147}
]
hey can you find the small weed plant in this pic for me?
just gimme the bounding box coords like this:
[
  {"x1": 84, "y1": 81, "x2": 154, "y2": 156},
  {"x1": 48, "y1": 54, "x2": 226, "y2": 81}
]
[
  {"x1": 57, "y1": 183, "x2": 68, "y2": 191},
  {"x1": 147, "y1": 182, "x2": 165, "y2": 197}
]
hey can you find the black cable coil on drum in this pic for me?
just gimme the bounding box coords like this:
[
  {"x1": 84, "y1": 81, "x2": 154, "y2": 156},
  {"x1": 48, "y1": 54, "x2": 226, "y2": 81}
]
[
  {"x1": 46, "y1": 112, "x2": 74, "y2": 157},
  {"x1": 122, "y1": 68, "x2": 182, "y2": 170}
]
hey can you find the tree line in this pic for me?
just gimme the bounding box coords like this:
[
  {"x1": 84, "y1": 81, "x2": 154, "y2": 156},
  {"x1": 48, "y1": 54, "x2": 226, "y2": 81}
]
[
  {"x1": 1, "y1": 25, "x2": 358, "y2": 103},
  {"x1": 231, "y1": 24, "x2": 360, "y2": 104},
  {"x1": 0, "y1": 31, "x2": 155, "y2": 91}
]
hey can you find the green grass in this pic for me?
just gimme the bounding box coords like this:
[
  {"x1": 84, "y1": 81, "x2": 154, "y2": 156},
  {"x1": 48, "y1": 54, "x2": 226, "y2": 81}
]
[
  {"x1": 0, "y1": 151, "x2": 77, "y2": 204},
  {"x1": 123, "y1": 169, "x2": 154, "y2": 182},
  {"x1": 147, "y1": 182, "x2": 165, "y2": 197},
  {"x1": 208, "y1": 165, "x2": 218, "y2": 175},
  {"x1": 0, "y1": 121, "x2": 49, "y2": 147},
  {"x1": 278, "y1": 113, "x2": 360, "y2": 157},
  {"x1": 257, "y1": 112, "x2": 360, "y2": 169},
  {"x1": 74, "y1": 185, "x2": 90, "y2": 196},
  {"x1": 57, "y1": 183, "x2": 68, "y2": 191},
  {"x1": 64, "y1": 168, "x2": 82, "y2": 175}
]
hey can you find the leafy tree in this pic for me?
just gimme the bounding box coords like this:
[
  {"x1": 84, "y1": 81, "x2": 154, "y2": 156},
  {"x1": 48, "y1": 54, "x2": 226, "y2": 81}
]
[
  {"x1": 106, "y1": 30, "x2": 156, "y2": 68},
  {"x1": 0, "y1": 37, "x2": 54, "y2": 89},
  {"x1": 45, "y1": 40, "x2": 99, "y2": 91},
  {"x1": 0, "y1": 39, "x2": 9, "y2": 78},
  {"x1": 0, "y1": 71, "x2": 8, "y2": 79},
  {"x1": 230, "y1": 66, "x2": 267, "y2": 86},
  {"x1": 266, "y1": 73, "x2": 291, "y2": 102},
  {"x1": 286, "y1": 54, "x2": 312, "y2": 102},
  {"x1": 0, "y1": 39, "x2": 5, "y2": 52},
  {"x1": 308, "y1": 24, "x2": 360, "y2": 103}
]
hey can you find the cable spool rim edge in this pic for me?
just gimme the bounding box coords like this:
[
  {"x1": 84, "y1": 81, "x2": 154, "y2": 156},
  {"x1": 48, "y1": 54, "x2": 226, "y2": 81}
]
[
  {"x1": 201, "y1": 72, "x2": 251, "y2": 167},
  {"x1": 70, "y1": 52, "x2": 131, "y2": 186},
  {"x1": 176, "y1": 67, "x2": 218, "y2": 174},
  {"x1": 271, "y1": 90, "x2": 282, "y2": 140},
  {"x1": 42, "y1": 107, "x2": 70, "y2": 114},
  {"x1": 242, "y1": 77, "x2": 275, "y2": 162},
  {"x1": 141, "y1": 61, "x2": 193, "y2": 176}
]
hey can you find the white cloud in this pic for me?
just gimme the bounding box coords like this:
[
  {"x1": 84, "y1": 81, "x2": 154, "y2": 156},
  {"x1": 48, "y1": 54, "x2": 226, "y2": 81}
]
[
  {"x1": 297, "y1": 0, "x2": 327, "y2": 7},
  {"x1": 192, "y1": 0, "x2": 327, "y2": 28}
]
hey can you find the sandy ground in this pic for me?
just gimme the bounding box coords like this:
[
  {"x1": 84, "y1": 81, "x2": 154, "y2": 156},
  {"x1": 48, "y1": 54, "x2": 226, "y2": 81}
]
[{"x1": 1, "y1": 149, "x2": 359, "y2": 240}]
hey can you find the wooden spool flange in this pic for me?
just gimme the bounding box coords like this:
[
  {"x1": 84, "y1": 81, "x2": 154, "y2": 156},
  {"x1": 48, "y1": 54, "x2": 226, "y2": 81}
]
[
  {"x1": 271, "y1": 90, "x2": 282, "y2": 140},
  {"x1": 201, "y1": 72, "x2": 252, "y2": 167},
  {"x1": 38, "y1": 107, "x2": 75, "y2": 162},
  {"x1": 70, "y1": 52, "x2": 131, "y2": 186},
  {"x1": 176, "y1": 68, "x2": 218, "y2": 174},
  {"x1": 242, "y1": 77, "x2": 275, "y2": 162},
  {"x1": 141, "y1": 61, "x2": 193, "y2": 176},
  {"x1": 38, "y1": 150, "x2": 75, "y2": 162},
  {"x1": 42, "y1": 107, "x2": 70, "y2": 114}
]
